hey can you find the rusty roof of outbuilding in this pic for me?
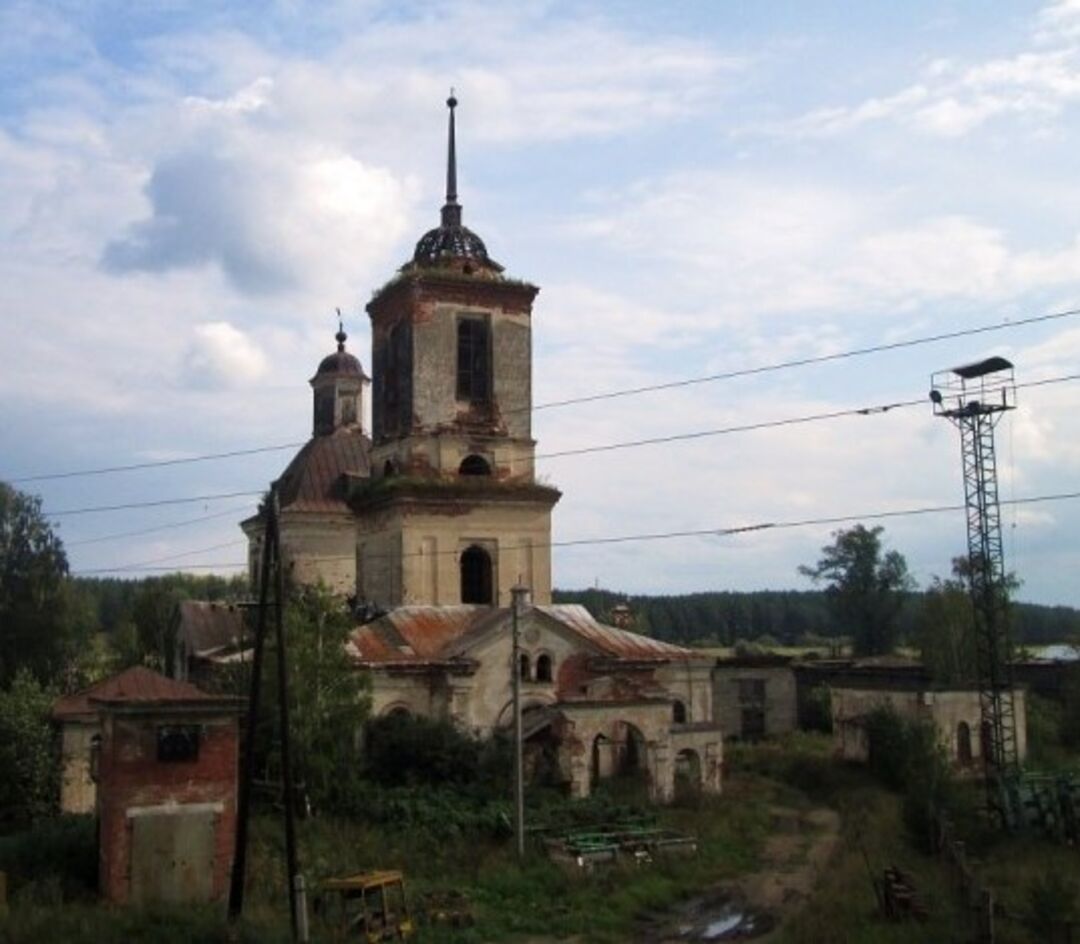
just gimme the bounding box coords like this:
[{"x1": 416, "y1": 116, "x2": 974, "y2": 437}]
[
  {"x1": 276, "y1": 427, "x2": 372, "y2": 514},
  {"x1": 176, "y1": 600, "x2": 246, "y2": 655},
  {"x1": 350, "y1": 604, "x2": 694, "y2": 667},
  {"x1": 52, "y1": 666, "x2": 220, "y2": 721}
]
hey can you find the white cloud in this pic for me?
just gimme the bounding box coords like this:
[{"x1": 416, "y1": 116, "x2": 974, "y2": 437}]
[
  {"x1": 183, "y1": 322, "x2": 269, "y2": 388},
  {"x1": 570, "y1": 175, "x2": 1080, "y2": 319}
]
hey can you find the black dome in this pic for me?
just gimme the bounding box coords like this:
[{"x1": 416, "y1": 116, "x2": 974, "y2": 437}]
[
  {"x1": 412, "y1": 222, "x2": 499, "y2": 269},
  {"x1": 316, "y1": 349, "x2": 364, "y2": 377}
]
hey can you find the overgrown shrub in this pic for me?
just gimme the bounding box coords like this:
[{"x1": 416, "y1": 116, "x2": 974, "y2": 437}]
[
  {"x1": 1024, "y1": 866, "x2": 1079, "y2": 942},
  {"x1": 863, "y1": 705, "x2": 953, "y2": 850},
  {"x1": 0, "y1": 815, "x2": 97, "y2": 901},
  {"x1": 361, "y1": 713, "x2": 510, "y2": 795},
  {"x1": 800, "y1": 684, "x2": 833, "y2": 733},
  {"x1": 0, "y1": 671, "x2": 59, "y2": 826}
]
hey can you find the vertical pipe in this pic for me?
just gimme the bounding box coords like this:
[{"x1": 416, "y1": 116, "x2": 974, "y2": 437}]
[{"x1": 228, "y1": 493, "x2": 275, "y2": 921}]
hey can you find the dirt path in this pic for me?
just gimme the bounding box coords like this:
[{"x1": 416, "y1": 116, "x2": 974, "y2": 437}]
[{"x1": 643, "y1": 805, "x2": 842, "y2": 943}]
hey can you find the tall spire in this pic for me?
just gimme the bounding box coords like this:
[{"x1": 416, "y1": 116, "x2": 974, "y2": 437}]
[{"x1": 441, "y1": 90, "x2": 462, "y2": 228}]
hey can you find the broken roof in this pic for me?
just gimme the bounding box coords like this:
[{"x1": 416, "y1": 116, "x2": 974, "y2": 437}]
[
  {"x1": 275, "y1": 427, "x2": 372, "y2": 514},
  {"x1": 349, "y1": 604, "x2": 694, "y2": 667},
  {"x1": 176, "y1": 600, "x2": 246, "y2": 655},
  {"x1": 52, "y1": 666, "x2": 223, "y2": 721}
]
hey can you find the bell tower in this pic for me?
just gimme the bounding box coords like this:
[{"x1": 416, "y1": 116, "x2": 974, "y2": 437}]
[{"x1": 354, "y1": 94, "x2": 560, "y2": 608}]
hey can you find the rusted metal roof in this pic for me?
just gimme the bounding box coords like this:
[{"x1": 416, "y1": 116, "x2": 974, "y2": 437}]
[
  {"x1": 536, "y1": 606, "x2": 694, "y2": 661},
  {"x1": 351, "y1": 604, "x2": 695, "y2": 666},
  {"x1": 176, "y1": 600, "x2": 245, "y2": 655},
  {"x1": 351, "y1": 606, "x2": 492, "y2": 664},
  {"x1": 52, "y1": 666, "x2": 219, "y2": 721},
  {"x1": 276, "y1": 427, "x2": 372, "y2": 513}
]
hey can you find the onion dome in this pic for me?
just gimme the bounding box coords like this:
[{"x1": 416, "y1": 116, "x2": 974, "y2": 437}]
[{"x1": 409, "y1": 94, "x2": 503, "y2": 274}]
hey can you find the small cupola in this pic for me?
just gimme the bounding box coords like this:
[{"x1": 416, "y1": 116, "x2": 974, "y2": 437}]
[{"x1": 311, "y1": 316, "x2": 369, "y2": 436}]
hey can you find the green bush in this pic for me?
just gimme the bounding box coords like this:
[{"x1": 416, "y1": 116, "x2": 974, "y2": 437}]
[
  {"x1": 1024, "y1": 866, "x2": 1079, "y2": 941},
  {"x1": 361, "y1": 714, "x2": 510, "y2": 795}
]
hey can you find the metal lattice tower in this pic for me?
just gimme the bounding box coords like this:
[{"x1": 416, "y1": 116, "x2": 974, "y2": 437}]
[{"x1": 931, "y1": 357, "x2": 1019, "y2": 817}]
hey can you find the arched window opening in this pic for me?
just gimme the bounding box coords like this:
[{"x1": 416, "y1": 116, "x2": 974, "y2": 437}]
[
  {"x1": 674, "y1": 748, "x2": 702, "y2": 799},
  {"x1": 387, "y1": 705, "x2": 411, "y2": 720},
  {"x1": 459, "y1": 454, "x2": 492, "y2": 476},
  {"x1": 460, "y1": 545, "x2": 493, "y2": 605},
  {"x1": 673, "y1": 700, "x2": 687, "y2": 724},
  {"x1": 89, "y1": 734, "x2": 102, "y2": 783},
  {"x1": 518, "y1": 653, "x2": 531, "y2": 681},
  {"x1": 957, "y1": 721, "x2": 973, "y2": 766},
  {"x1": 535, "y1": 653, "x2": 553, "y2": 683},
  {"x1": 383, "y1": 459, "x2": 397, "y2": 478},
  {"x1": 617, "y1": 722, "x2": 646, "y2": 777}
]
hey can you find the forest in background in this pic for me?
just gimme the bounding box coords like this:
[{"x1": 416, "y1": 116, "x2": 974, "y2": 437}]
[
  {"x1": 65, "y1": 576, "x2": 1080, "y2": 650},
  {"x1": 552, "y1": 586, "x2": 1080, "y2": 649}
]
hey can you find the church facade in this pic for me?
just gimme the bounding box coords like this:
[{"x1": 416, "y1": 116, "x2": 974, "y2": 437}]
[{"x1": 241, "y1": 97, "x2": 722, "y2": 801}]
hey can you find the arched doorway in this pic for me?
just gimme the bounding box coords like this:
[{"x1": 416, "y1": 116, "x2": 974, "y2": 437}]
[
  {"x1": 460, "y1": 545, "x2": 493, "y2": 604},
  {"x1": 616, "y1": 722, "x2": 647, "y2": 778},
  {"x1": 957, "y1": 721, "x2": 973, "y2": 766},
  {"x1": 591, "y1": 733, "x2": 610, "y2": 785},
  {"x1": 674, "y1": 749, "x2": 702, "y2": 800}
]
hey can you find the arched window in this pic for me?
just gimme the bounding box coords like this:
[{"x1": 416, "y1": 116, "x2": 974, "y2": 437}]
[
  {"x1": 383, "y1": 459, "x2": 397, "y2": 478},
  {"x1": 673, "y1": 700, "x2": 687, "y2": 724},
  {"x1": 457, "y1": 318, "x2": 490, "y2": 404},
  {"x1": 460, "y1": 545, "x2": 493, "y2": 605},
  {"x1": 518, "y1": 653, "x2": 531, "y2": 681},
  {"x1": 957, "y1": 721, "x2": 973, "y2": 765},
  {"x1": 459, "y1": 454, "x2": 492, "y2": 476},
  {"x1": 535, "y1": 653, "x2": 553, "y2": 683}
]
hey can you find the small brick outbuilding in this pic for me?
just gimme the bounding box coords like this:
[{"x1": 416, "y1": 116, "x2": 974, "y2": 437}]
[{"x1": 60, "y1": 667, "x2": 242, "y2": 905}]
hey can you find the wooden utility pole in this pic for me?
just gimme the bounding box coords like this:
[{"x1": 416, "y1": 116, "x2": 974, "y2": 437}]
[
  {"x1": 510, "y1": 584, "x2": 530, "y2": 860},
  {"x1": 228, "y1": 485, "x2": 301, "y2": 939}
]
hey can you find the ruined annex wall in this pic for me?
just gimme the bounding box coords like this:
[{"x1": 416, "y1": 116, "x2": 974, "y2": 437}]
[
  {"x1": 830, "y1": 686, "x2": 1028, "y2": 767},
  {"x1": 277, "y1": 512, "x2": 357, "y2": 595},
  {"x1": 656, "y1": 660, "x2": 716, "y2": 727},
  {"x1": 366, "y1": 671, "x2": 452, "y2": 722},
  {"x1": 711, "y1": 664, "x2": 798, "y2": 740}
]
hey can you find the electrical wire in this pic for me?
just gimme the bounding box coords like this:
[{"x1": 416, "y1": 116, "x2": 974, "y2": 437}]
[
  {"x1": 70, "y1": 488, "x2": 1080, "y2": 574},
  {"x1": 11, "y1": 306, "x2": 1080, "y2": 484},
  {"x1": 43, "y1": 372, "x2": 1080, "y2": 518},
  {"x1": 63, "y1": 505, "x2": 253, "y2": 547}
]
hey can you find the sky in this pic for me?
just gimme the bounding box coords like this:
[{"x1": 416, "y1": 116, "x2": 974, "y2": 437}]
[{"x1": 3, "y1": 0, "x2": 1080, "y2": 605}]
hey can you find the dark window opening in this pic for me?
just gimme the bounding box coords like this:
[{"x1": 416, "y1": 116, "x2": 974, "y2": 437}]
[
  {"x1": 673, "y1": 700, "x2": 687, "y2": 724},
  {"x1": 957, "y1": 721, "x2": 973, "y2": 765},
  {"x1": 737, "y1": 678, "x2": 767, "y2": 704},
  {"x1": 383, "y1": 459, "x2": 397, "y2": 478},
  {"x1": 741, "y1": 707, "x2": 766, "y2": 741},
  {"x1": 157, "y1": 725, "x2": 200, "y2": 763},
  {"x1": 459, "y1": 454, "x2": 492, "y2": 476},
  {"x1": 518, "y1": 653, "x2": 531, "y2": 680},
  {"x1": 460, "y1": 545, "x2": 493, "y2": 605},
  {"x1": 89, "y1": 734, "x2": 102, "y2": 783},
  {"x1": 536, "y1": 654, "x2": 553, "y2": 683},
  {"x1": 456, "y1": 318, "x2": 491, "y2": 404}
]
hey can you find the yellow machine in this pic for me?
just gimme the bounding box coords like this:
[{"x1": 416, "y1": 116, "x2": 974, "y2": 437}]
[{"x1": 317, "y1": 870, "x2": 414, "y2": 942}]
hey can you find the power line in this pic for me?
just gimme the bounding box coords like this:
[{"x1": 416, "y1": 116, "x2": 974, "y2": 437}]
[
  {"x1": 74, "y1": 540, "x2": 248, "y2": 575},
  {"x1": 73, "y1": 488, "x2": 1080, "y2": 574},
  {"x1": 10, "y1": 443, "x2": 303, "y2": 485},
  {"x1": 11, "y1": 305, "x2": 1080, "y2": 485},
  {"x1": 42, "y1": 372, "x2": 1080, "y2": 518},
  {"x1": 530, "y1": 306, "x2": 1080, "y2": 412},
  {"x1": 64, "y1": 505, "x2": 253, "y2": 547},
  {"x1": 48, "y1": 490, "x2": 263, "y2": 519}
]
